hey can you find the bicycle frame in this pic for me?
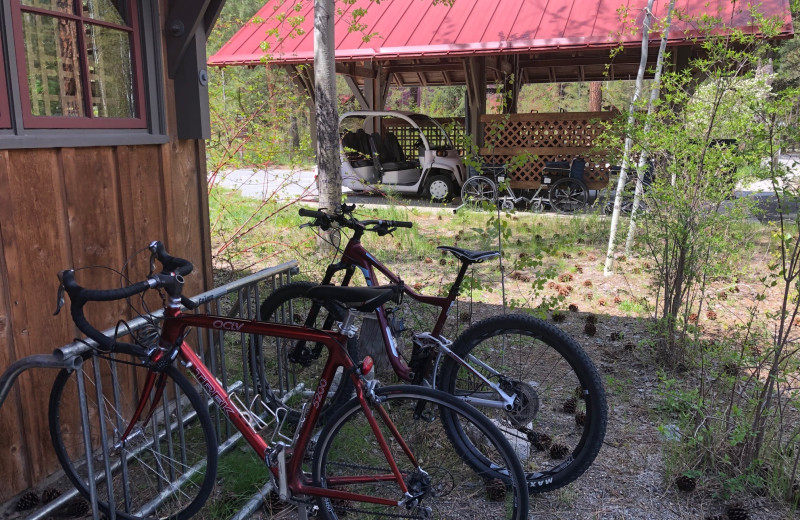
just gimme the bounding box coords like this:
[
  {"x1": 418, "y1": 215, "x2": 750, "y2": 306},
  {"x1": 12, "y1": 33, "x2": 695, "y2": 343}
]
[
  {"x1": 320, "y1": 234, "x2": 516, "y2": 410},
  {"x1": 127, "y1": 307, "x2": 415, "y2": 507}
]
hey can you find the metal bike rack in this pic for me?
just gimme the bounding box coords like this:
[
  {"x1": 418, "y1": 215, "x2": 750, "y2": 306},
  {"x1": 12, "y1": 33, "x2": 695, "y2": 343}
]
[{"x1": 0, "y1": 260, "x2": 299, "y2": 520}]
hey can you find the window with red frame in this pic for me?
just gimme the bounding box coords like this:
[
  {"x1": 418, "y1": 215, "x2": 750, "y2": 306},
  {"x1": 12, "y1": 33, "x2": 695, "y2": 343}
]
[{"x1": 11, "y1": 0, "x2": 146, "y2": 129}]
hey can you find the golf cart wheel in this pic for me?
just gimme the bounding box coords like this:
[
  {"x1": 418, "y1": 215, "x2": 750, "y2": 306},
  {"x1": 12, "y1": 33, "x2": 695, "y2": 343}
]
[
  {"x1": 549, "y1": 177, "x2": 588, "y2": 214},
  {"x1": 425, "y1": 174, "x2": 455, "y2": 202}
]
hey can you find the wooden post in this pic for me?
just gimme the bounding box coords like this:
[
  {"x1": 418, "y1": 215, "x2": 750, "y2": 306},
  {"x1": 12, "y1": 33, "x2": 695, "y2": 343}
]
[{"x1": 464, "y1": 57, "x2": 486, "y2": 148}]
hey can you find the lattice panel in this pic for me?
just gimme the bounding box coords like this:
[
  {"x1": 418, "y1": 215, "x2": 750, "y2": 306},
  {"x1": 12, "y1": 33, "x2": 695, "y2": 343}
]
[
  {"x1": 481, "y1": 112, "x2": 617, "y2": 189},
  {"x1": 483, "y1": 113, "x2": 611, "y2": 149}
]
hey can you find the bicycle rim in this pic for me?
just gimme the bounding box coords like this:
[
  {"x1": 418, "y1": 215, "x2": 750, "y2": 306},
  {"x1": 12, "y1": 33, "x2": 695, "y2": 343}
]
[
  {"x1": 439, "y1": 314, "x2": 607, "y2": 493},
  {"x1": 312, "y1": 385, "x2": 528, "y2": 520},
  {"x1": 49, "y1": 347, "x2": 218, "y2": 520}
]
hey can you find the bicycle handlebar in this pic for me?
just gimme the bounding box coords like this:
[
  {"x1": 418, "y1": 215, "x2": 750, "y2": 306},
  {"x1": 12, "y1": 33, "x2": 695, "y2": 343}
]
[
  {"x1": 299, "y1": 205, "x2": 412, "y2": 236},
  {"x1": 57, "y1": 241, "x2": 196, "y2": 351}
]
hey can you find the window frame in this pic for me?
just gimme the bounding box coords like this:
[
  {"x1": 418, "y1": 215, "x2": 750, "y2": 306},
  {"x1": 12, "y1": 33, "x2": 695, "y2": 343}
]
[
  {"x1": 0, "y1": 36, "x2": 10, "y2": 128},
  {"x1": 10, "y1": 0, "x2": 148, "y2": 130}
]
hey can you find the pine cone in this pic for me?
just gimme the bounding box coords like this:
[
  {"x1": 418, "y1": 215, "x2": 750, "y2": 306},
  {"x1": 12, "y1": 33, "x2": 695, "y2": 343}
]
[
  {"x1": 574, "y1": 386, "x2": 584, "y2": 399},
  {"x1": 583, "y1": 280, "x2": 593, "y2": 287},
  {"x1": 551, "y1": 311, "x2": 566, "y2": 323},
  {"x1": 609, "y1": 331, "x2": 623, "y2": 341},
  {"x1": 706, "y1": 309, "x2": 717, "y2": 320},
  {"x1": 726, "y1": 506, "x2": 749, "y2": 520},
  {"x1": 559, "y1": 272, "x2": 573, "y2": 282},
  {"x1": 527, "y1": 431, "x2": 552, "y2": 451},
  {"x1": 549, "y1": 443, "x2": 570, "y2": 459},
  {"x1": 675, "y1": 475, "x2": 696, "y2": 492},
  {"x1": 41, "y1": 487, "x2": 62, "y2": 504},
  {"x1": 574, "y1": 411, "x2": 586, "y2": 427},
  {"x1": 16, "y1": 491, "x2": 40, "y2": 511},
  {"x1": 568, "y1": 303, "x2": 579, "y2": 312},
  {"x1": 623, "y1": 341, "x2": 636, "y2": 352},
  {"x1": 485, "y1": 478, "x2": 507, "y2": 501},
  {"x1": 460, "y1": 311, "x2": 471, "y2": 323},
  {"x1": 62, "y1": 497, "x2": 90, "y2": 517},
  {"x1": 584, "y1": 322, "x2": 597, "y2": 336},
  {"x1": 585, "y1": 315, "x2": 597, "y2": 324},
  {"x1": 613, "y1": 295, "x2": 622, "y2": 304},
  {"x1": 562, "y1": 397, "x2": 577, "y2": 414}
]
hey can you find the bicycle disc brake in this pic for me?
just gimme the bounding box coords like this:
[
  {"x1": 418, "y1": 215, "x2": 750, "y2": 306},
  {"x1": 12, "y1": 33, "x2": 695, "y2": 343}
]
[{"x1": 500, "y1": 379, "x2": 539, "y2": 427}]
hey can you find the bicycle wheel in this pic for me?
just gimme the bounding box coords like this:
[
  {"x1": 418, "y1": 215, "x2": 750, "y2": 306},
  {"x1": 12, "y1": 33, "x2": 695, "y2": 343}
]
[
  {"x1": 438, "y1": 314, "x2": 607, "y2": 493},
  {"x1": 460, "y1": 176, "x2": 497, "y2": 210},
  {"x1": 312, "y1": 385, "x2": 529, "y2": 520},
  {"x1": 256, "y1": 281, "x2": 357, "y2": 421},
  {"x1": 549, "y1": 177, "x2": 588, "y2": 213},
  {"x1": 49, "y1": 345, "x2": 218, "y2": 520}
]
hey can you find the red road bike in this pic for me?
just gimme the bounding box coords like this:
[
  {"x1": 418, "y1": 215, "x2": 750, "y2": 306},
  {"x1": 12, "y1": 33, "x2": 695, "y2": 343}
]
[{"x1": 49, "y1": 241, "x2": 528, "y2": 519}]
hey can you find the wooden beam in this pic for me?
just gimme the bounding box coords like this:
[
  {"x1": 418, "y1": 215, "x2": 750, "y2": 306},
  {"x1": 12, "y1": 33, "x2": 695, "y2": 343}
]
[
  {"x1": 334, "y1": 62, "x2": 377, "y2": 78},
  {"x1": 174, "y1": 28, "x2": 210, "y2": 139},
  {"x1": 203, "y1": 0, "x2": 226, "y2": 35},
  {"x1": 344, "y1": 76, "x2": 370, "y2": 109},
  {"x1": 385, "y1": 63, "x2": 463, "y2": 74},
  {"x1": 166, "y1": 0, "x2": 212, "y2": 78}
]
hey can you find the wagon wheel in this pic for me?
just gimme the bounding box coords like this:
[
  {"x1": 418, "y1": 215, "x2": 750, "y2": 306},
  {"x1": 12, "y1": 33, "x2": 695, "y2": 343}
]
[
  {"x1": 549, "y1": 177, "x2": 589, "y2": 214},
  {"x1": 461, "y1": 176, "x2": 497, "y2": 210}
]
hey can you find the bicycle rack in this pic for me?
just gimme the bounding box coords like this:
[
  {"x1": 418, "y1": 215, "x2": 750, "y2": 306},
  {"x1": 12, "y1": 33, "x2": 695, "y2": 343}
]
[{"x1": 0, "y1": 260, "x2": 300, "y2": 520}]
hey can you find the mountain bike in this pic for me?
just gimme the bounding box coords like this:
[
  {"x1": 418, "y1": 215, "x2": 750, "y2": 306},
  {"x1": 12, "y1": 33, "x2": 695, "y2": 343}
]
[
  {"x1": 50, "y1": 241, "x2": 529, "y2": 519},
  {"x1": 256, "y1": 205, "x2": 608, "y2": 494}
]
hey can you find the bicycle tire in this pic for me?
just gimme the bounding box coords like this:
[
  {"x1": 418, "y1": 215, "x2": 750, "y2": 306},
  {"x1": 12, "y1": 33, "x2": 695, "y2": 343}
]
[
  {"x1": 461, "y1": 176, "x2": 497, "y2": 210},
  {"x1": 256, "y1": 281, "x2": 358, "y2": 422},
  {"x1": 549, "y1": 177, "x2": 588, "y2": 213},
  {"x1": 438, "y1": 313, "x2": 607, "y2": 493},
  {"x1": 49, "y1": 345, "x2": 218, "y2": 520},
  {"x1": 312, "y1": 385, "x2": 529, "y2": 520}
]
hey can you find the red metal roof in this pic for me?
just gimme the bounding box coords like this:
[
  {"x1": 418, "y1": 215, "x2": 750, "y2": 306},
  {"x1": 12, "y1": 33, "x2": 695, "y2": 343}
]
[{"x1": 209, "y1": 0, "x2": 794, "y2": 67}]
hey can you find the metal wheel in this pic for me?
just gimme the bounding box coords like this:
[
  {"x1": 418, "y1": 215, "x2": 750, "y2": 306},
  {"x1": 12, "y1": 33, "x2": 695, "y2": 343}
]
[
  {"x1": 549, "y1": 177, "x2": 588, "y2": 214},
  {"x1": 460, "y1": 175, "x2": 497, "y2": 209},
  {"x1": 501, "y1": 198, "x2": 515, "y2": 211}
]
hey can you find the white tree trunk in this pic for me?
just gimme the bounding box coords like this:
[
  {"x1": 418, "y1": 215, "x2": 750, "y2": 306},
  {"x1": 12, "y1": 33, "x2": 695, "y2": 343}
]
[
  {"x1": 604, "y1": 0, "x2": 655, "y2": 276},
  {"x1": 314, "y1": 0, "x2": 341, "y2": 216},
  {"x1": 624, "y1": 0, "x2": 676, "y2": 254}
]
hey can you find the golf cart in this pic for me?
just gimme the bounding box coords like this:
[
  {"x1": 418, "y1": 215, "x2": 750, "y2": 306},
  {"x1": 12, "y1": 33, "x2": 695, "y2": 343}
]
[{"x1": 339, "y1": 111, "x2": 466, "y2": 202}]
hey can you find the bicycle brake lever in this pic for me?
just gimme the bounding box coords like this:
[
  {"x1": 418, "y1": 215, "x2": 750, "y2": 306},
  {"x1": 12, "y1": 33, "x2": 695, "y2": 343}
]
[
  {"x1": 148, "y1": 250, "x2": 156, "y2": 276},
  {"x1": 53, "y1": 283, "x2": 65, "y2": 316}
]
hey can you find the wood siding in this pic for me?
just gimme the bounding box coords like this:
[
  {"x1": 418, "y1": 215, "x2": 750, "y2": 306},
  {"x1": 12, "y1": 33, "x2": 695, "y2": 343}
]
[{"x1": 0, "y1": 0, "x2": 212, "y2": 500}]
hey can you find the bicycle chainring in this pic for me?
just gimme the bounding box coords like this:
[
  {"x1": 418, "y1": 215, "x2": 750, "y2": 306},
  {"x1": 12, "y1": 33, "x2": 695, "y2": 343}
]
[{"x1": 501, "y1": 379, "x2": 539, "y2": 427}]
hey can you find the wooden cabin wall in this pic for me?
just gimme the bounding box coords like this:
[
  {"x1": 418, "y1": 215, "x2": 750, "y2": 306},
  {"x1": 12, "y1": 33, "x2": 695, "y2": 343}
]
[{"x1": 0, "y1": 1, "x2": 213, "y2": 500}]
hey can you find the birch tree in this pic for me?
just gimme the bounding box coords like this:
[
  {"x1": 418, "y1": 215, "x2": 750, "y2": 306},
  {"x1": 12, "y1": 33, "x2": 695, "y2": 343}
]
[{"x1": 604, "y1": 0, "x2": 656, "y2": 276}]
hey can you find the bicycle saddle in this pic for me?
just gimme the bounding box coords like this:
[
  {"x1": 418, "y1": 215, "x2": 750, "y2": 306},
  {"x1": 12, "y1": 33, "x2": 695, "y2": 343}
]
[
  {"x1": 437, "y1": 246, "x2": 500, "y2": 264},
  {"x1": 306, "y1": 284, "x2": 402, "y2": 313}
]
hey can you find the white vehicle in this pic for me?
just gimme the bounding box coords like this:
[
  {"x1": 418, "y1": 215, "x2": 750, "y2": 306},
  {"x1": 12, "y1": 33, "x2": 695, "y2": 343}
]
[{"x1": 339, "y1": 111, "x2": 466, "y2": 202}]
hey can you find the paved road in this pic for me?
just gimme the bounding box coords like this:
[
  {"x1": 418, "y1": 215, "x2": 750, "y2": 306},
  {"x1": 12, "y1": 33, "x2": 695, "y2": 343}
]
[{"x1": 210, "y1": 155, "x2": 800, "y2": 217}]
